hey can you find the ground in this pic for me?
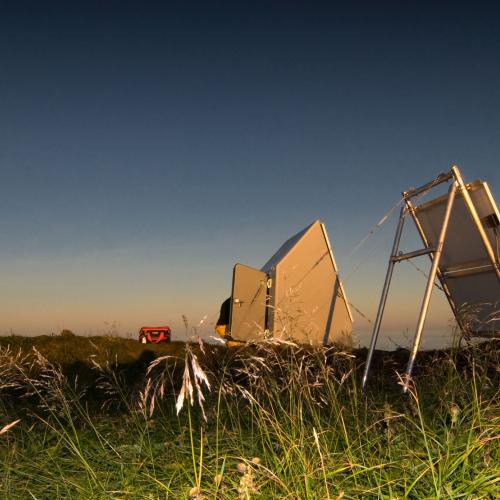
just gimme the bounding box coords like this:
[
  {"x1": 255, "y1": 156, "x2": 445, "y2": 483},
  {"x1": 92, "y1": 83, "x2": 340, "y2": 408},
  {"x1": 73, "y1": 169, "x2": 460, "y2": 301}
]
[{"x1": 1, "y1": 334, "x2": 498, "y2": 498}]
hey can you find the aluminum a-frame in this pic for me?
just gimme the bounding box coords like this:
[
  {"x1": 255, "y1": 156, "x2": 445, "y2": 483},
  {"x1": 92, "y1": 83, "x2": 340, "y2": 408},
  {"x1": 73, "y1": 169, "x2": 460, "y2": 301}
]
[{"x1": 362, "y1": 166, "x2": 500, "y2": 392}]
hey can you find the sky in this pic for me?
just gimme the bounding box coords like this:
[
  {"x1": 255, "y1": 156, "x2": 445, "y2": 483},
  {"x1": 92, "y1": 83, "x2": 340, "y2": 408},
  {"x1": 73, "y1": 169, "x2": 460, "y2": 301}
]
[{"x1": 0, "y1": 1, "x2": 499, "y2": 347}]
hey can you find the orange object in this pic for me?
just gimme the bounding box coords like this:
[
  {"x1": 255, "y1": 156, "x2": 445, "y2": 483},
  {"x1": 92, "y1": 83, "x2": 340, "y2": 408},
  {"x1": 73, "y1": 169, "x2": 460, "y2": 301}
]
[{"x1": 139, "y1": 326, "x2": 171, "y2": 344}]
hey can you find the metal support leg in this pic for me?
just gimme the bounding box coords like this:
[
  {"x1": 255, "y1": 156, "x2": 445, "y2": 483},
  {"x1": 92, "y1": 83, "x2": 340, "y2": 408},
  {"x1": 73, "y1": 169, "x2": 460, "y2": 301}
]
[
  {"x1": 405, "y1": 198, "x2": 465, "y2": 335},
  {"x1": 362, "y1": 206, "x2": 406, "y2": 391},
  {"x1": 402, "y1": 182, "x2": 458, "y2": 392}
]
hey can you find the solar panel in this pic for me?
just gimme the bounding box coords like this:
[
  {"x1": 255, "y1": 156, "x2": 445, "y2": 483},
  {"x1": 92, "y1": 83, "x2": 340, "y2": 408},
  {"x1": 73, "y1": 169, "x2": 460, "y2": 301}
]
[
  {"x1": 415, "y1": 180, "x2": 500, "y2": 335},
  {"x1": 228, "y1": 221, "x2": 353, "y2": 346}
]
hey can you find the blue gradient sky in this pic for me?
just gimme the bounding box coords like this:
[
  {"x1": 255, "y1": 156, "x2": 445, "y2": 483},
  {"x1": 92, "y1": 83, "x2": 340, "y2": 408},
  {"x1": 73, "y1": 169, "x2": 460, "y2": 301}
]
[{"x1": 1, "y1": 1, "x2": 499, "y2": 345}]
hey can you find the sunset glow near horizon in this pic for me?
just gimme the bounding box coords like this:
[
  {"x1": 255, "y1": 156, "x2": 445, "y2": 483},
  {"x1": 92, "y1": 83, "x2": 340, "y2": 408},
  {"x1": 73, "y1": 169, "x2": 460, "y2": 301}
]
[{"x1": 1, "y1": 2, "x2": 499, "y2": 348}]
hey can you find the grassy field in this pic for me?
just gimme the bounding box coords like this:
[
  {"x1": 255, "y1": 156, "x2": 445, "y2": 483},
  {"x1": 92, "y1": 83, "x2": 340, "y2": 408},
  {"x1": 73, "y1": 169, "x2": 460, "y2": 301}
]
[{"x1": 0, "y1": 333, "x2": 498, "y2": 499}]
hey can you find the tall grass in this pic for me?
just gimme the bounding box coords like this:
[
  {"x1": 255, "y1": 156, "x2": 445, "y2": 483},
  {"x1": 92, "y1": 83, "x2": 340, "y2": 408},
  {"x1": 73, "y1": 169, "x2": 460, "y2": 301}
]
[{"x1": 0, "y1": 334, "x2": 498, "y2": 498}]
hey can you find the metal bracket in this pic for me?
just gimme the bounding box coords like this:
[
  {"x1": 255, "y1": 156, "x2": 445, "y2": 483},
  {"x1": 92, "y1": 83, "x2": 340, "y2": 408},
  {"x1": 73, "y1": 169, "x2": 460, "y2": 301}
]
[{"x1": 391, "y1": 248, "x2": 435, "y2": 263}]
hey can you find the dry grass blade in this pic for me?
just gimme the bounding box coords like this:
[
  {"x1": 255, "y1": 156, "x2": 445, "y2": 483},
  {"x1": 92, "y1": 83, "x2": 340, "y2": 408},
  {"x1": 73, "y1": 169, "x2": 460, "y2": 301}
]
[
  {"x1": 190, "y1": 353, "x2": 211, "y2": 420},
  {"x1": 0, "y1": 419, "x2": 20, "y2": 435},
  {"x1": 176, "y1": 362, "x2": 194, "y2": 415}
]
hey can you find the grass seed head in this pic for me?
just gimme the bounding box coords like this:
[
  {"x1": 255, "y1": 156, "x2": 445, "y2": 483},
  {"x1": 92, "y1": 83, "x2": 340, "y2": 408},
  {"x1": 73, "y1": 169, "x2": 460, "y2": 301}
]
[
  {"x1": 188, "y1": 486, "x2": 202, "y2": 499},
  {"x1": 449, "y1": 402, "x2": 460, "y2": 424},
  {"x1": 237, "y1": 462, "x2": 248, "y2": 474},
  {"x1": 237, "y1": 466, "x2": 256, "y2": 499}
]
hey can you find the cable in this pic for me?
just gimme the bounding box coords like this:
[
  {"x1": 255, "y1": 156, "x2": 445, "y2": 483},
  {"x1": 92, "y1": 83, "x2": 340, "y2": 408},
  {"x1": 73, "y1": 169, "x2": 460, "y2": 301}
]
[
  {"x1": 348, "y1": 300, "x2": 374, "y2": 325},
  {"x1": 342, "y1": 198, "x2": 404, "y2": 284},
  {"x1": 404, "y1": 259, "x2": 444, "y2": 292},
  {"x1": 345, "y1": 197, "x2": 404, "y2": 260}
]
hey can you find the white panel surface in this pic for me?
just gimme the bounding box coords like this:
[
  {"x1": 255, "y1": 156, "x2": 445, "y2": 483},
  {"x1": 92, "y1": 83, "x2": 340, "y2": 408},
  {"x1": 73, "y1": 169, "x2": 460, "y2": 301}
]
[{"x1": 415, "y1": 181, "x2": 500, "y2": 334}]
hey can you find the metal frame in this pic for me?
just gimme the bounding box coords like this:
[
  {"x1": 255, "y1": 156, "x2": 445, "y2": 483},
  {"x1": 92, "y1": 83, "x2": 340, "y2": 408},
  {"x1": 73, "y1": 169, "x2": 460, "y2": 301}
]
[{"x1": 362, "y1": 165, "x2": 500, "y2": 392}]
